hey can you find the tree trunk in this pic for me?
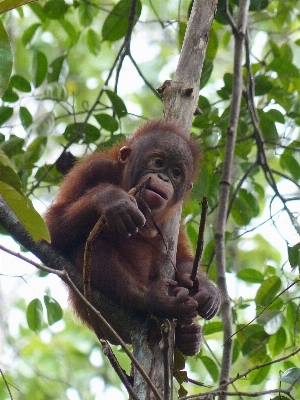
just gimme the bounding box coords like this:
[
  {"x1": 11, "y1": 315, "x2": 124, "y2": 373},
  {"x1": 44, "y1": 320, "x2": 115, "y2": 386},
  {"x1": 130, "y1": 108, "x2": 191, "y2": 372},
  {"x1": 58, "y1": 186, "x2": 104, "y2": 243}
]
[{"x1": 131, "y1": 1, "x2": 217, "y2": 399}]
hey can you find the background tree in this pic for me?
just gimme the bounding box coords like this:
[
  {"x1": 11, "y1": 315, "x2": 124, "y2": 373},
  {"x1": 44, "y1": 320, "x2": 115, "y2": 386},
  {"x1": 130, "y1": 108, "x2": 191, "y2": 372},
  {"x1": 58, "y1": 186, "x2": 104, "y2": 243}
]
[{"x1": 1, "y1": 0, "x2": 300, "y2": 399}]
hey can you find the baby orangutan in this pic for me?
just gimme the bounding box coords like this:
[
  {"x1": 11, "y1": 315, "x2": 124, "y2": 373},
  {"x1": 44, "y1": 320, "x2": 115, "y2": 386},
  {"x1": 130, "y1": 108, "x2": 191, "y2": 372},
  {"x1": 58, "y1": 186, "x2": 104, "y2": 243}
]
[{"x1": 46, "y1": 120, "x2": 220, "y2": 356}]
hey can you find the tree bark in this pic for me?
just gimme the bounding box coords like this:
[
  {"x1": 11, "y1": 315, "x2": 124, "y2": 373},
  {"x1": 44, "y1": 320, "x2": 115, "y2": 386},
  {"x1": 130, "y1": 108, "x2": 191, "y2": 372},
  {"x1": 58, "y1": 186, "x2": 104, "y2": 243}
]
[{"x1": 132, "y1": 1, "x2": 217, "y2": 398}]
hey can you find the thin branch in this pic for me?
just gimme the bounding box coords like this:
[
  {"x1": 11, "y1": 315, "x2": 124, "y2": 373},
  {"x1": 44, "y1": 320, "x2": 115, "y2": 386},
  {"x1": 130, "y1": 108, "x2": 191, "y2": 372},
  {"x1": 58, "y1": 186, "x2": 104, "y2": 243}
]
[
  {"x1": 180, "y1": 347, "x2": 300, "y2": 400},
  {"x1": 129, "y1": 53, "x2": 160, "y2": 98},
  {"x1": 215, "y1": 1, "x2": 250, "y2": 398},
  {"x1": 0, "y1": 369, "x2": 14, "y2": 400},
  {"x1": 114, "y1": 0, "x2": 139, "y2": 93},
  {"x1": 0, "y1": 244, "x2": 64, "y2": 277},
  {"x1": 191, "y1": 196, "x2": 208, "y2": 282},
  {"x1": 99, "y1": 340, "x2": 139, "y2": 400},
  {"x1": 227, "y1": 161, "x2": 259, "y2": 218},
  {"x1": 227, "y1": 280, "x2": 300, "y2": 342}
]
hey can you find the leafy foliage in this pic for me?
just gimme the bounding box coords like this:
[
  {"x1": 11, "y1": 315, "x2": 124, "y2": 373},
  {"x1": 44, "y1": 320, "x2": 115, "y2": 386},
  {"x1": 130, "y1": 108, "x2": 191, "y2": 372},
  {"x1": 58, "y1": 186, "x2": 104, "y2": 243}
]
[{"x1": 1, "y1": 0, "x2": 300, "y2": 399}]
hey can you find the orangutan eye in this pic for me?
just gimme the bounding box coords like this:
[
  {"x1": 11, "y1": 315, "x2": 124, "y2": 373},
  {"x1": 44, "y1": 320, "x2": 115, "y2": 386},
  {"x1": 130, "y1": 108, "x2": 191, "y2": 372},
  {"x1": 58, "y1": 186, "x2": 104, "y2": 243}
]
[
  {"x1": 153, "y1": 157, "x2": 164, "y2": 168},
  {"x1": 172, "y1": 168, "x2": 182, "y2": 179}
]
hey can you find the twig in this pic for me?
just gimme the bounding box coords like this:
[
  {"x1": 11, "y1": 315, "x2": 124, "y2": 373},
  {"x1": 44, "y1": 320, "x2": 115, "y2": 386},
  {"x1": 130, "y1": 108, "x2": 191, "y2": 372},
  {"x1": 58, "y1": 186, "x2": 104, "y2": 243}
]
[
  {"x1": 82, "y1": 177, "x2": 150, "y2": 303},
  {"x1": 0, "y1": 369, "x2": 15, "y2": 400},
  {"x1": 83, "y1": 215, "x2": 105, "y2": 304},
  {"x1": 190, "y1": 196, "x2": 208, "y2": 282},
  {"x1": 180, "y1": 347, "x2": 300, "y2": 399},
  {"x1": 135, "y1": 191, "x2": 179, "y2": 276},
  {"x1": 226, "y1": 280, "x2": 300, "y2": 342},
  {"x1": 99, "y1": 339, "x2": 138, "y2": 400}
]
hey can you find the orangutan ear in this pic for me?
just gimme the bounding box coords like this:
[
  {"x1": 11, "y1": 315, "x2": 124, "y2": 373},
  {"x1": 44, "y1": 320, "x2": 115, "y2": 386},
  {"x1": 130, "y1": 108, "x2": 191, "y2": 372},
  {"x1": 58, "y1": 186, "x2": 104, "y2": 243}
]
[
  {"x1": 118, "y1": 146, "x2": 132, "y2": 164},
  {"x1": 186, "y1": 181, "x2": 193, "y2": 191}
]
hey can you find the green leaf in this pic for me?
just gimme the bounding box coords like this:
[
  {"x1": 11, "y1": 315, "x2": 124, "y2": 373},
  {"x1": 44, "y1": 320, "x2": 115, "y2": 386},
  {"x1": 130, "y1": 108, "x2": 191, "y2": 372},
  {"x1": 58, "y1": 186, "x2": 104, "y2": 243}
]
[
  {"x1": 0, "y1": 135, "x2": 24, "y2": 158},
  {"x1": 215, "y1": 0, "x2": 233, "y2": 25},
  {"x1": 200, "y1": 356, "x2": 219, "y2": 382},
  {"x1": 268, "y1": 58, "x2": 300, "y2": 79},
  {"x1": 78, "y1": 3, "x2": 94, "y2": 27},
  {"x1": 254, "y1": 75, "x2": 273, "y2": 95},
  {"x1": 231, "y1": 197, "x2": 251, "y2": 226},
  {"x1": 0, "y1": 149, "x2": 22, "y2": 192},
  {"x1": 59, "y1": 20, "x2": 78, "y2": 44},
  {"x1": 0, "y1": 106, "x2": 13, "y2": 125},
  {"x1": 280, "y1": 151, "x2": 300, "y2": 181},
  {"x1": 206, "y1": 26, "x2": 218, "y2": 61},
  {"x1": 64, "y1": 123, "x2": 100, "y2": 143},
  {"x1": 26, "y1": 298, "x2": 44, "y2": 332},
  {"x1": 173, "y1": 349, "x2": 185, "y2": 371},
  {"x1": 286, "y1": 301, "x2": 299, "y2": 336},
  {"x1": 264, "y1": 109, "x2": 285, "y2": 124},
  {"x1": 22, "y1": 23, "x2": 41, "y2": 46},
  {"x1": 87, "y1": 28, "x2": 101, "y2": 55},
  {"x1": 249, "y1": 356, "x2": 271, "y2": 385},
  {"x1": 235, "y1": 139, "x2": 252, "y2": 160},
  {"x1": 44, "y1": 0, "x2": 69, "y2": 19},
  {"x1": 28, "y1": 112, "x2": 55, "y2": 136},
  {"x1": 239, "y1": 188, "x2": 259, "y2": 218},
  {"x1": 253, "y1": 182, "x2": 265, "y2": 199},
  {"x1": 255, "y1": 276, "x2": 281, "y2": 308},
  {"x1": 102, "y1": 0, "x2": 142, "y2": 42},
  {"x1": 259, "y1": 111, "x2": 278, "y2": 141},
  {"x1": 83, "y1": 124, "x2": 100, "y2": 142},
  {"x1": 48, "y1": 56, "x2": 67, "y2": 83},
  {"x1": 249, "y1": 0, "x2": 269, "y2": 11},
  {"x1": 44, "y1": 295, "x2": 63, "y2": 325},
  {"x1": 232, "y1": 339, "x2": 240, "y2": 364},
  {"x1": 10, "y1": 74, "x2": 31, "y2": 92},
  {"x1": 240, "y1": 325, "x2": 269, "y2": 359},
  {"x1": 25, "y1": 137, "x2": 47, "y2": 164},
  {"x1": 203, "y1": 321, "x2": 223, "y2": 336},
  {"x1": 0, "y1": 21, "x2": 13, "y2": 98},
  {"x1": 237, "y1": 268, "x2": 264, "y2": 283},
  {"x1": 20, "y1": 106, "x2": 33, "y2": 130},
  {"x1": 279, "y1": 368, "x2": 300, "y2": 385},
  {"x1": 200, "y1": 60, "x2": 213, "y2": 89},
  {"x1": 106, "y1": 90, "x2": 127, "y2": 118},
  {"x1": 35, "y1": 164, "x2": 61, "y2": 185},
  {"x1": 43, "y1": 82, "x2": 68, "y2": 101},
  {"x1": 29, "y1": 2, "x2": 46, "y2": 22},
  {"x1": 177, "y1": 22, "x2": 186, "y2": 50},
  {"x1": 0, "y1": 181, "x2": 51, "y2": 242},
  {"x1": 94, "y1": 113, "x2": 118, "y2": 132},
  {"x1": 288, "y1": 243, "x2": 300, "y2": 268},
  {"x1": 33, "y1": 51, "x2": 48, "y2": 88},
  {"x1": 257, "y1": 310, "x2": 283, "y2": 334},
  {"x1": 268, "y1": 327, "x2": 287, "y2": 357},
  {"x1": 2, "y1": 88, "x2": 19, "y2": 103}
]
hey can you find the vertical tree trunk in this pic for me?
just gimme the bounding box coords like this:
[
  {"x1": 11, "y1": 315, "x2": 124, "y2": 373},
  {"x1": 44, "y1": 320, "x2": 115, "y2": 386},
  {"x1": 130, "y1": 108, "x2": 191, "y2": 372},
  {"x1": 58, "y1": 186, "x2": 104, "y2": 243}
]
[{"x1": 131, "y1": 1, "x2": 217, "y2": 399}]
